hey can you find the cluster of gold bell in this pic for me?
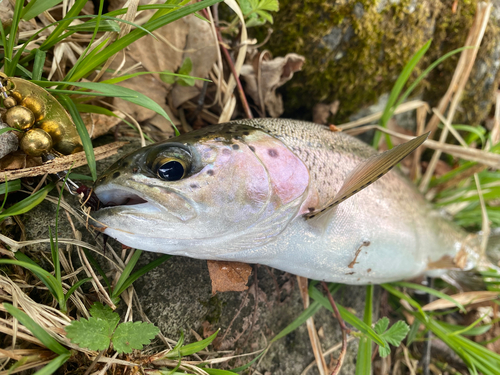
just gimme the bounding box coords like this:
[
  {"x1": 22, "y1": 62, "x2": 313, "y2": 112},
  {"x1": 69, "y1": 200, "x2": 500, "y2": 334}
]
[{"x1": 0, "y1": 73, "x2": 83, "y2": 158}]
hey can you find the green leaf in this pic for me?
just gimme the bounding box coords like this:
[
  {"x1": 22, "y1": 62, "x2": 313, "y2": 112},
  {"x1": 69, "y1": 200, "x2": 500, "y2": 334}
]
[
  {"x1": 178, "y1": 57, "x2": 192, "y2": 75},
  {"x1": 382, "y1": 320, "x2": 410, "y2": 347},
  {"x1": 22, "y1": 0, "x2": 64, "y2": 21},
  {"x1": 0, "y1": 183, "x2": 55, "y2": 221},
  {"x1": 378, "y1": 339, "x2": 391, "y2": 358},
  {"x1": 3, "y1": 303, "x2": 69, "y2": 355},
  {"x1": 160, "y1": 72, "x2": 177, "y2": 85},
  {"x1": 112, "y1": 321, "x2": 159, "y2": 353},
  {"x1": 65, "y1": 317, "x2": 112, "y2": 351},
  {"x1": 56, "y1": 95, "x2": 96, "y2": 181},
  {"x1": 90, "y1": 302, "x2": 120, "y2": 331},
  {"x1": 258, "y1": 0, "x2": 279, "y2": 11},
  {"x1": 374, "y1": 317, "x2": 389, "y2": 334}
]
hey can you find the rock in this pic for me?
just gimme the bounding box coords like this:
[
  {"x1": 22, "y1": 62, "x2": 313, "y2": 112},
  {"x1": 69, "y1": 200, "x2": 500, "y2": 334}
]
[
  {"x1": 19, "y1": 138, "x2": 376, "y2": 375},
  {"x1": 0, "y1": 122, "x2": 19, "y2": 160},
  {"x1": 264, "y1": 0, "x2": 500, "y2": 126}
]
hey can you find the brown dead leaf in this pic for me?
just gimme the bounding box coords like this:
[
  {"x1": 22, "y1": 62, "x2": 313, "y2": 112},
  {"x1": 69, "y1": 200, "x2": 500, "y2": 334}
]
[
  {"x1": 0, "y1": 142, "x2": 127, "y2": 182},
  {"x1": 240, "y1": 52, "x2": 305, "y2": 117},
  {"x1": 207, "y1": 260, "x2": 252, "y2": 295},
  {"x1": 0, "y1": 152, "x2": 42, "y2": 171},
  {"x1": 422, "y1": 291, "x2": 499, "y2": 311},
  {"x1": 170, "y1": 15, "x2": 218, "y2": 108},
  {"x1": 82, "y1": 113, "x2": 122, "y2": 139}
]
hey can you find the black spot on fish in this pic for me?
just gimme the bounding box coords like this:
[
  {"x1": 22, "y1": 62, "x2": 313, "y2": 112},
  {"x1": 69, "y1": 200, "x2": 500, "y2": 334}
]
[
  {"x1": 207, "y1": 169, "x2": 214, "y2": 176},
  {"x1": 232, "y1": 144, "x2": 240, "y2": 150},
  {"x1": 345, "y1": 272, "x2": 355, "y2": 275},
  {"x1": 363, "y1": 241, "x2": 371, "y2": 246},
  {"x1": 309, "y1": 215, "x2": 316, "y2": 218},
  {"x1": 243, "y1": 131, "x2": 249, "y2": 135},
  {"x1": 234, "y1": 135, "x2": 242, "y2": 141},
  {"x1": 132, "y1": 167, "x2": 138, "y2": 174},
  {"x1": 190, "y1": 183, "x2": 199, "y2": 189},
  {"x1": 308, "y1": 207, "x2": 315, "y2": 212},
  {"x1": 222, "y1": 149, "x2": 231, "y2": 155},
  {"x1": 112, "y1": 172, "x2": 120, "y2": 179},
  {"x1": 378, "y1": 173, "x2": 384, "y2": 178},
  {"x1": 249, "y1": 146, "x2": 256, "y2": 152},
  {"x1": 194, "y1": 135, "x2": 202, "y2": 139},
  {"x1": 268, "y1": 149, "x2": 278, "y2": 158}
]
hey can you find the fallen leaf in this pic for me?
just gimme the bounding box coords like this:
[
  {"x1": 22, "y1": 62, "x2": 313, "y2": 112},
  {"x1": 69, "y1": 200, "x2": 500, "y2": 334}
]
[
  {"x1": 0, "y1": 151, "x2": 42, "y2": 171},
  {"x1": 240, "y1": 52, "x2": 305, "y2": 117},
  {"x1": 422, "y1": 291, "x2": 499, "y2": 311},
  {"x1": 0, "y1": 142, "x2": 127, "y2": 182},
  {"x1": 82, "y1": 113, "x2": 122, "y2": 139},
  {"x1": 207, "y1": 260, "x2": 252, "y2": 294},
  {"x1": 170, "y1": 15, "x2": 218, "y2": 108}
]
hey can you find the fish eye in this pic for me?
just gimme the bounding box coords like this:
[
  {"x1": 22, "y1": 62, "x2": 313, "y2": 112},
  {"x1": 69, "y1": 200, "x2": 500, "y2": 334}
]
[{"x1": 156, "y1": 158, "x2": 187, "y2": 181}]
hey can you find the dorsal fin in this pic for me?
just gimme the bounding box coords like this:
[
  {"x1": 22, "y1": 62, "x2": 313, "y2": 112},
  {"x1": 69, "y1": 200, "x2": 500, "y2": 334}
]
[{"x1": 307, "y1": 132, "x2": 429, "y2": 227}]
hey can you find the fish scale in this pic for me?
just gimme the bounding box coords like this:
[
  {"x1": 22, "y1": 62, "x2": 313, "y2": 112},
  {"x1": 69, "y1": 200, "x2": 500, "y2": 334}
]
[{"x1": 92, "y1": 119, "x2": 481, "y2": 284}]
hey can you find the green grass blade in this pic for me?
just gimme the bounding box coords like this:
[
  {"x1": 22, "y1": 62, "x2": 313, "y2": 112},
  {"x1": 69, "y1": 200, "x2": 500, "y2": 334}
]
[
  {"x1": 64, "y1": 277, "x2": 92, "y2": 303},
  {"x1": 4, "y1": 0, "x2": 24, "y2": 75},
  {"x1": 0, "y1": 179, "x2": 21, "y2": 195},
  {"x1": 33, "y1": 352, "x2": 71, "y2": 375},
  {"x1": 3, "y1": 303, "x2": 69, "y2": 355},
  {"x1": 0, "y1": 183, "x2": 55, "y2": 221},
  {"x1": 40, "y1": 0, "x2": 88, "y2": 49},
  {"x1": 391, "y1": 281, "x2": 466, "y2": 312},
  {"x1": 0, "y1": 259, "x2": 64, "y2": 303},
  {"x1": 46, "y1": 81, "x2": 174, "y2": 129},
  {"x1": 373, "y1": 39, "x2": 432, "y2": 148},
  {"x1": 68, "y1": 0, "x2": 223, "y2": 82},
  {"x1": 356, "y1": 285, "x2": 373, "y2": 375},
  {"x1": 32, "y1": 50, "x2": 47, "y2": 81},
  {"x1": 113, "y1": 254, "x2": 172, "y2": 297},
  {"x1": 199, "y1": 369, "x2": 238, "y2": 375},
  {"x1": 68, "y1": 19, "x2": 120, "y2": 33},
  {"x1": 22, "y1": 0, "x2": 64, "y2": 21},
  {"x1": 381, "y1": 284, "x2": 428, "y2": 320},
  {"x1": 56, "y1": 95, "x2": 96, "y2": 180},
  {"x1": 309, "y1": 285, "x2": 386, "y2": 347},
  {"x1": 166, "y1": 330, "x2": 219, "y2": 358},
  {"x1": 112, "y1": 250, "x2": 143, "y2": 299},
  {"x1": 102, "y1": 71, "x2": 211, "y2": 85}
]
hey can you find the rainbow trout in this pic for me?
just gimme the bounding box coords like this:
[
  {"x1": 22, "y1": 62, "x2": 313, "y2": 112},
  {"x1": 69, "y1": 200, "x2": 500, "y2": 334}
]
[{"x1": 92, "y1": 119, "x2": 480, "y2": 284}]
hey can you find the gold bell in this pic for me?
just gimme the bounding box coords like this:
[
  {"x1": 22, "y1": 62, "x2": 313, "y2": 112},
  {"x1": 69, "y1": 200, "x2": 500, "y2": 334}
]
[
  {"x1": 5, "y1": 105, "x2": 35, "y2": 130},
  {"x1": 20, "y1": 128, "x2": 53, "y2": 157}
]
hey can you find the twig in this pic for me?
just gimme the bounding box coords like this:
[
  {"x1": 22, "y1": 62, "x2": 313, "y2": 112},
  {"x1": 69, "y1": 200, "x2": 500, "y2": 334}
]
[
  {"x1": 420, "y1": 2, "x2": 492, "y2": 192},
  {"x1": 83, "y1": 350, "x2": 104, "y2": 375},
  {"x1": 321, "y1": 282, "x2": 348, "y2": 375},
  {"x1": 216, "y1": 28, "x2": 252, "y2": 119},
  {"x1": 297, "y1": 276, "x2": 327, "y2": 375}
]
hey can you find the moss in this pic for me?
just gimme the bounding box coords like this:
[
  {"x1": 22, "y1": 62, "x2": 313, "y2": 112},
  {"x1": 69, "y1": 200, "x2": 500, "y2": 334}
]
[
  {"x1": 262, "y1": 0, "x2": 498, "y2": 125},
  {"x1": 200, "y1": 294, "x2": 225, "y2": 324}
]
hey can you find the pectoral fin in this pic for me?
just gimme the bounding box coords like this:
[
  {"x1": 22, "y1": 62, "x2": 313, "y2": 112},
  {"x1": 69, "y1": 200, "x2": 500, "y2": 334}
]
[{"x1": 307, "y1": 132, "x2": 429, "y2": 225}]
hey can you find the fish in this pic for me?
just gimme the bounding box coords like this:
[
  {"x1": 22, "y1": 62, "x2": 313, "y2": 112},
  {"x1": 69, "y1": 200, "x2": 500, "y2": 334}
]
[{"x1": 91, "y1": 118, "x2": 482, "y2": 285}]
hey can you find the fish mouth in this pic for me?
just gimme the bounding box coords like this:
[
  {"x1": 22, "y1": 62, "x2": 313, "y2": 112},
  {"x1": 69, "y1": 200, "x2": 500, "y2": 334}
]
[{"x1": 93, "y1": 184, "x2": 161, "y2": 215}]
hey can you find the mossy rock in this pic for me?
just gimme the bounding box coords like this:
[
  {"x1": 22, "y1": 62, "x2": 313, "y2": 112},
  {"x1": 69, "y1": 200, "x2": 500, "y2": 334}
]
[{"x1": 263, "y1": 0, "x2": 500, "y2": 125}]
